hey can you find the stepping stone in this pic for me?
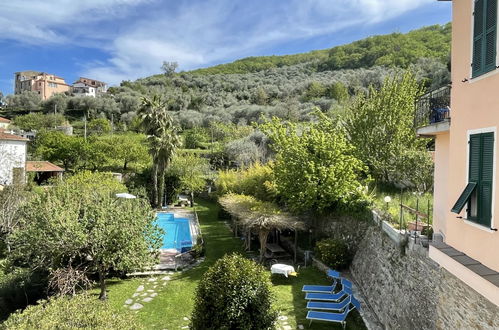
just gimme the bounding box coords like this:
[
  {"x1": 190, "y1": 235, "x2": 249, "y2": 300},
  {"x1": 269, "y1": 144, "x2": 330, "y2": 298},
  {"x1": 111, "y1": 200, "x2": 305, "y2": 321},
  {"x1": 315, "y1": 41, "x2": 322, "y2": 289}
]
[
  {"x1": 283, "y1": 326, "x2": 292, "y2": 330},
  {"x1": 181, "y1": 327, "x2": 189, "y2": 329},
  {"x1": 183, "y1": 317, "x2": 189, "y2": 321},
  {"x1": 130, "y1": 303, "x2": 143, "y2": 310},
  {"x1": 147, "y1": 289, "x2": 154, "y2": 292},
  {"x1": 153, "y1": 285, "x2": 157, "y2": 289},
  {"x1": 136, "y1": 285, "x2": 145, "y2": 292},
  {"x1": 141, "y1": 293, "x2": 148, "y2": 296},
  {"x1": 150, "y1": 292, "x2": 158, "y2": 297},
  {"x1": 278, "y1": 316, "x2": 288, "y2": 321},
  {"x1": 162, "y1": 282, "x2": 167, "y2": 286},
  {"x1": 142, "y1": 297, "x2": 153, "y2": 302},
  {"x1": 124, "y1": 299, "x2": 133, "y2": 305},
  {"x1": 148, "y1": 278, "x2": 157, "y2": 282},
  {"x1": 298, "y1": 325, "x2": 304, "y2": 329},
  {"x1": 132, "y1": 293, "x2": 139, "y2": 297},
  {"x1": 161, "y1": 276, "x2": 171, "y2": 281},
  {"x1": 168, "y1": 271, "x2": 174, "y2": 274}
]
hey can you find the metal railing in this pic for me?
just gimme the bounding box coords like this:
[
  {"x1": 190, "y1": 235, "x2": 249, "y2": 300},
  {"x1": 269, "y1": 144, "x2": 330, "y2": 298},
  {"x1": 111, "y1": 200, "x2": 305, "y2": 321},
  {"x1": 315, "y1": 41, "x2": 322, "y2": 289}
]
[{"x1": 414, "y1": 85, "x2": 451, "y2": 129}]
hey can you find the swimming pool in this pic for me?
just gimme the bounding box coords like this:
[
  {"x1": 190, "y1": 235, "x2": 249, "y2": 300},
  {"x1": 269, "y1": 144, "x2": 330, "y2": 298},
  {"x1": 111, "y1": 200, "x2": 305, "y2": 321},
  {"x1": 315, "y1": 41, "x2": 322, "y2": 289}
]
[{"x1": 155, "y1": 212, "x2": 193, "y2": 251}]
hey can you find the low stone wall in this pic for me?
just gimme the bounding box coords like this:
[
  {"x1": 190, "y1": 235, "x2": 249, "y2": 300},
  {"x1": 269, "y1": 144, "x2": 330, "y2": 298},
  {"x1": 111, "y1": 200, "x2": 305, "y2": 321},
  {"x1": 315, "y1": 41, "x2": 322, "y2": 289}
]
[{"x1": 351, "y1": 226, "x2": 499, "y2": 329}]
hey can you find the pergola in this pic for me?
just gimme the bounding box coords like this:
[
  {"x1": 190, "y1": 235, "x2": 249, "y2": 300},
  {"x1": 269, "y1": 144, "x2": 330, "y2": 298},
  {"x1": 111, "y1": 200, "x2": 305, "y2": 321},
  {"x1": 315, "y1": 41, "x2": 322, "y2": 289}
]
[{"x1": 219, "y1": 194, "x2": 306, "y2": 263}]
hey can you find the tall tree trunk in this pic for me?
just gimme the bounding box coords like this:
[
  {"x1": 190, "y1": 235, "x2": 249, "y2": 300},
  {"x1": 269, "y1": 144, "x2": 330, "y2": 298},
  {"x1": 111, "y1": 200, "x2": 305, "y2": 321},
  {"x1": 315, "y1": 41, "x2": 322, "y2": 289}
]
[
  {"x1": 152, "y1": 162, "x2": 159, "y2": 207},
  {"x1": 98, "y1": 267, "x2": 107, "y2": 300},
  {"x1": 158, "y1": 166, "x2": 166, "y2": 208},
  {"x1": 189, "y1": 191, "x2": 194, "y2": 207}
]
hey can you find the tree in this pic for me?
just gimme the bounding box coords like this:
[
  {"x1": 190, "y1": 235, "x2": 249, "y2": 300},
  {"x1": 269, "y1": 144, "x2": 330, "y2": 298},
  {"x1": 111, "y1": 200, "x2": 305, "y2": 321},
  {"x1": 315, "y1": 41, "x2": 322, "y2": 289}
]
[
  {"x1": 42, "y1": 94, "x2": 68, "y2": 114},
  {"x1": 328, "y1": 82, "x2": 349, "y2": 102},
  {"x1": 5, "y1": 91, "x2": 42, "y2": 111},
  {"x1": 261, "y1": 112, "x2": 369, "y2": 213},
  {"x1": 191, "y1": 254, "x2": 277, "y2": 330},
  {"x1": 161, "y1": 61, "x2": 178, "y2": 77},
  {"x1": 3, "y1": 294, "x2": 139, "y2": 329},
  {"x1": 9, "y1": 172, "x2": 162, "y2": 300},
  {"x1": 34, "y1": 131, "x2": 86, "y2": 170},
  {"x1": 138, "y1": 96, "x2": 181, "y2": 207},
  {"x1": 344, "y1": 72, "x2": 432, "y2": 187},
  {"x1": 87, "y1": 118, "x2": 112, "y2": 135},
  {"x1": 12, "y1": 113, "x2": 66, "y2": 131},
  {"x1": 98, "y1": 133, "x2": 150, "y2": 171},
  {"x1": 169, "y1": 153, "x2": 211, "y2": 206}
]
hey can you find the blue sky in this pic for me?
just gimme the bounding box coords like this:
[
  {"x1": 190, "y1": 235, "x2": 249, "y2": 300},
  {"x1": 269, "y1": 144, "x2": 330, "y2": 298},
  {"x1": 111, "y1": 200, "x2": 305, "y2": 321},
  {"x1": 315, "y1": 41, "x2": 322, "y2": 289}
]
[{"x1": 0, "y1": 0, "x2": 451, "y2": 95}]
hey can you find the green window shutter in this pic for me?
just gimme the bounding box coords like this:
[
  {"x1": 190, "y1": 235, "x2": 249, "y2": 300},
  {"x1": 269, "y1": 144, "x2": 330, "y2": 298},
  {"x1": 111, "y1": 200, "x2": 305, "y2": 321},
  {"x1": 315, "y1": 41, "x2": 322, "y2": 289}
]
[
  {"x1": 479, "y1": 133, "x2": 494, "y2": 226},
  {"x1": 484, "y1": 0, "x2": 498, "y2": 72},
  {"x1": 473, "y1": 0, "x2": 485, "y2": 76},
  {"x1": 469, "y1": 134, "x2": 481, "y2": 183},
  {"x1": 452, "y1": 182, "x2": 477, "y2": 213}
]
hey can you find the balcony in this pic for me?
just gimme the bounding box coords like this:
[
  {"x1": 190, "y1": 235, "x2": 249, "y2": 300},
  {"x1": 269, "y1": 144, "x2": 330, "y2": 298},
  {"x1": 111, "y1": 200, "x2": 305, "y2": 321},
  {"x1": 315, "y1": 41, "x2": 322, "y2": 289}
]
[{"x1": 414, "y1": 85, "x2": 451, "y2": 136}]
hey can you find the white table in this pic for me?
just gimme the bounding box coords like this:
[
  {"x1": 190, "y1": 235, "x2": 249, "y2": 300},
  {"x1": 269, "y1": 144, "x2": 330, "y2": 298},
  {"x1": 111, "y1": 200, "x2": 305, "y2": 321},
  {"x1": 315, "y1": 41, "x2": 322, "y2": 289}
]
[{"x1": 271, "y1": 264, "x2": 296, "y2": 278}]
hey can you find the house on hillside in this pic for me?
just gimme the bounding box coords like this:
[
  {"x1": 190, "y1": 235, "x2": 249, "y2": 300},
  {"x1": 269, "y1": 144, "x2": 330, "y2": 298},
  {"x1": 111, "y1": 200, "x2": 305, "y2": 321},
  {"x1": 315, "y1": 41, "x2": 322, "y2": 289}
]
[
  {"x1": 416, "y1": 0, "x2": 499, "y2": 306},
  {"x1": 14, "y1": 71, "x2": 71, "y2": 100},
  {"x1": 0, "y1": 131, "x2": 28, "y2": 186},
  {"x1": 72, "y1": 77, "x2": 108, "y2": 97}
]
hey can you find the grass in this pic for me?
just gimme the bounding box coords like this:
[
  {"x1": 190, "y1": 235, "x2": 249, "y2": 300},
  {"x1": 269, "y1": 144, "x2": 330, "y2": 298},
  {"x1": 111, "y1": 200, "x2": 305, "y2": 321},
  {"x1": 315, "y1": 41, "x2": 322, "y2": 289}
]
[
  {"x1": 373, "y1": 186, "x2": 433, "y2": 230},
  {"x1": 101, "y1": 199, "x2": 366, "y2": 329}
]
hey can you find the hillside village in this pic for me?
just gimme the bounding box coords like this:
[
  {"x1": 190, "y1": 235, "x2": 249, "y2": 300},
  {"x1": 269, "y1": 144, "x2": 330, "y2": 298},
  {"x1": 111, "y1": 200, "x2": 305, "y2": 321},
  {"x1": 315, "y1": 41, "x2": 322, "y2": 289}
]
[{"x1": 0, "y1": 1, "x2": 498, "y2": 329}]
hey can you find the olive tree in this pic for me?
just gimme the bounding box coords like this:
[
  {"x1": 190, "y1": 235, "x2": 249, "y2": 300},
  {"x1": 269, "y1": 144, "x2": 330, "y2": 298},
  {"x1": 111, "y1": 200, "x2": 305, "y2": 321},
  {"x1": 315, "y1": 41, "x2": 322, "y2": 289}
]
[{"x1": 9, "y1": 172, "x2": 162, "y2": 300}]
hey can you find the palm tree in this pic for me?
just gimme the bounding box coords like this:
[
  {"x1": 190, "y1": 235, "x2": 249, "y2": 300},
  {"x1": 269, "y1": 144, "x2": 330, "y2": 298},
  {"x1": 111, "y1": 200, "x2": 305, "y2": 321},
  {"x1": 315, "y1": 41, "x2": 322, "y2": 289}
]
[{"x1": 138, "y1": 96, "x2": 180, "y2": 207}]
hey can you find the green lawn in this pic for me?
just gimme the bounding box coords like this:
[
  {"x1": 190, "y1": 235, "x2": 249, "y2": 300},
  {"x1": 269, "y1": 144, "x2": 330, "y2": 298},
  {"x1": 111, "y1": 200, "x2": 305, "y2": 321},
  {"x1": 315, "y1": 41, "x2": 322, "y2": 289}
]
[{"x1": 101, "y1": 199, "x2": 366, "y2": 329}]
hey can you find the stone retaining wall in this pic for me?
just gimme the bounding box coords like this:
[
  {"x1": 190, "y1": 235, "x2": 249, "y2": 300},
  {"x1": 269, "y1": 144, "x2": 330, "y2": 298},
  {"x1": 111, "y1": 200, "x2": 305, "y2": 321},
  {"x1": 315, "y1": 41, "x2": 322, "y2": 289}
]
[{"x1": 351, "y1": 226, "x2": 499, "y2": 329}]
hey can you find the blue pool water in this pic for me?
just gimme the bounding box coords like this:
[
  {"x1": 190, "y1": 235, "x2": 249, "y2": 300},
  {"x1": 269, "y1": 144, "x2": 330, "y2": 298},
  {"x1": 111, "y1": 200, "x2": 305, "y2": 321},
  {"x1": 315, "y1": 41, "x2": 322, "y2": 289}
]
[{"x1": 155, "y1": 213, "x2": 193, "y2": 251}]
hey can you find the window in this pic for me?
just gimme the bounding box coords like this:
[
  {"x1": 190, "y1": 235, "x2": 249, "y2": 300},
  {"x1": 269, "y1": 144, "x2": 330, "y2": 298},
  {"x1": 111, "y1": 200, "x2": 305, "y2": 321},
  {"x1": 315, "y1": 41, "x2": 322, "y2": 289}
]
[
  {"x1": 452, "y1": 132, "x2": 494, "y2": 227},
  {"x1": 472, "y1": 0, "x2": 498, "y2": 77}
]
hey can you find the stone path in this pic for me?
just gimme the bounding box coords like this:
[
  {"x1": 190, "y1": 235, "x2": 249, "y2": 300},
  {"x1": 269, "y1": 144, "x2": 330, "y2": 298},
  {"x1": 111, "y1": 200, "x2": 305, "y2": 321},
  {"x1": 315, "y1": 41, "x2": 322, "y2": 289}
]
[
  {"x1": 123, "y1": 271, "x2": 175, "y2": 311},
  {"x1": 276, "y1": 314, "x2": 304, "y2": 330}
]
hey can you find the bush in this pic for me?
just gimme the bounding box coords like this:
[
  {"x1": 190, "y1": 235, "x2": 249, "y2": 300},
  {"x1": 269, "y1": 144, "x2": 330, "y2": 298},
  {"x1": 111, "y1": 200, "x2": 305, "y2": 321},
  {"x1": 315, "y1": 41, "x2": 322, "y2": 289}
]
[
  {"x1": 191, "y1": 254, "x2": 277, "y2": 330},
  {"x1": 2, "y1": 294, "x2": 139, "y2": 329},
  {"x1": 315, "y1": 238, "x2": 353, "y2": 270}
]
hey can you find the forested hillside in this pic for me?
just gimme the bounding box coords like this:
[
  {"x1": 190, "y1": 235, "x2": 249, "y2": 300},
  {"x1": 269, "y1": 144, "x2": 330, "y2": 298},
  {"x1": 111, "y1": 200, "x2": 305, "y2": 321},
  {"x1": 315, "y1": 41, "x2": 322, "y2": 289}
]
[{"x1": 3, "y1": 24, "x2": 450, "y2": 131}]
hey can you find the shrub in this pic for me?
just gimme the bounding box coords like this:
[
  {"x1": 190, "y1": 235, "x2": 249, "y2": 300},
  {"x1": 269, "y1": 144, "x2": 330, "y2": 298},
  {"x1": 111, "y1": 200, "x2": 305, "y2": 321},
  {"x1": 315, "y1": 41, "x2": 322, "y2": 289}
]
[
  {"x1": 315, "y1": 238, "x2": 353, "y2": 270},
  {"x1": 191, "y1": 254, "x2": 277, "y2": 330},
  {"x1": 2, "y1": 294, "x2": 140, "y2": 329}
]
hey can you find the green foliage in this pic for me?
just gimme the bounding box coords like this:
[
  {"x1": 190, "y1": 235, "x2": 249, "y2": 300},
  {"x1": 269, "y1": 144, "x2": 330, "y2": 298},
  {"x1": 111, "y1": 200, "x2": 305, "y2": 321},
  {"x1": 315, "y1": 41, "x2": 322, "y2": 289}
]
[
  {"x1": 5, "y1": 91, "x2": 42, "y2": 111},
  {"x1": 344, "y1": 72, "x2": 432, "y2": 189},
  {"x1": 169, "y1": 153, "x2": 211, "y2": 196},
  {"x1": 96, "y1": 133, "x2": 150, "y2": 171},
  {"x1": 191, "y1": 254, "x2": 277, "y2": 330},
  {"x1": 2, "y1": 294, "x2": 140, "y2": 330},
  {"x1": 87, "y1": 118, "x2": 112, "y2": 135},
  {"x1": 9, "y1": 172, "x2": 161, "y2": 299},
  {"x1": 303, "y1": 81, "x2": 327, "y2": 100},
  {"x1": 183, "y1": 127, "x2": 210, "y2": 149},
  {"x1": 315, "y1": 238, "x2": 353, "y2": 270},
  {"x1": 42, "y1": 94, "x2": 68, "y2": 114},
  {"x1": 327, "y1": 82, "x2": 349, "y2": 102},
  {"x1": 34, "y1": 131, "x2": 86, "y2": 170},
  {"x1": 12, "y1": 113, "x2": 66, "y2": 131},
  {"x1": 320, "y1": 24, "x2": 451, "y2": 71},
  {"x1": 216, "y1": 163, "x2": 277, "y2": 201},
  {"x1": 261, "y1": 113, "x2": 370, "y2": 213}
]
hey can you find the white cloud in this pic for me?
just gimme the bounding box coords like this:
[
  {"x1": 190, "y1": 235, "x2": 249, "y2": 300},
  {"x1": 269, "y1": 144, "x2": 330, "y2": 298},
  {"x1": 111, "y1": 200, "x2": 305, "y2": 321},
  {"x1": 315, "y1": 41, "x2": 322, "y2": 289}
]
[{"x1": 0, "y1": 0, "x2": 437, "y2": 85}]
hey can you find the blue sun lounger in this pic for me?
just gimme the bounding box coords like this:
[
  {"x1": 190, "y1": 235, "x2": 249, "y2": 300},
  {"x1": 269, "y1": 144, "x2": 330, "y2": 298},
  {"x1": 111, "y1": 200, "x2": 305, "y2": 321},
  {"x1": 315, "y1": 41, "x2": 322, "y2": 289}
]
[
  {"x1": 305, "y1": 286, "x2": 352, "y2": 301},
  {"x1": 306, "y1": 294, "x2": 351, "y2": 312},
  {"x1": 302, "y1": 278, "x2": 353, "y2": 294},
  {"x1": 306, "y1": 296, "x2": 361, "y2": 329},
  {"x1": 327, "y1": 269, "x2": 341, "y2": 279}
]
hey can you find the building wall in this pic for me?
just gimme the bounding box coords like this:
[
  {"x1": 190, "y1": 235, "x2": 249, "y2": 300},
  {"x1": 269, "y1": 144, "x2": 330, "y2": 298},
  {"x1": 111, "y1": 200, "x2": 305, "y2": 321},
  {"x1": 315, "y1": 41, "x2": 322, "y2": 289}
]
[
  {"x1": 351, "y1": 226, "x2": 499, "y2": 329},
  {"x1": 432, "y1": 133, "x2": 450, "y2": 238},
  {"x1": 436, "y1": 0, "x2": 499, "y2": 272},
  {"x1": 0, "y1": 140, "x2": 26, "y2": 185}
]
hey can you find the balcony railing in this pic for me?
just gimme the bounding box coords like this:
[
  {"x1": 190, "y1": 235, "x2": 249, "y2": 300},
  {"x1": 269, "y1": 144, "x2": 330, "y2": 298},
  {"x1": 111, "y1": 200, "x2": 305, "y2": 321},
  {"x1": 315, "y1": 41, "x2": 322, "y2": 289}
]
[{"x1": 414, "y1": 85, "x2": 451, "y2": 129}]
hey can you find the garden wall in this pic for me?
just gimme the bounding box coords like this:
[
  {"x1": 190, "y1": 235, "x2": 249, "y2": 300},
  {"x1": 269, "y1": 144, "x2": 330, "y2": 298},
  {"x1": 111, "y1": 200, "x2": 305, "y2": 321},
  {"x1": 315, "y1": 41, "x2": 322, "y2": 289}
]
[{"x1": 350, "y1": 226, "x2": 499, "y2": 329}]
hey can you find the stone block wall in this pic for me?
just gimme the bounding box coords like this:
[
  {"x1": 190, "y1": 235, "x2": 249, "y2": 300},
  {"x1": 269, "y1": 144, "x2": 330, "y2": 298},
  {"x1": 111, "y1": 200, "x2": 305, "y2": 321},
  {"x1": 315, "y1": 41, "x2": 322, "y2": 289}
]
[{"x1": 350, "y1": 226, "x2": 499, "y2": 329}]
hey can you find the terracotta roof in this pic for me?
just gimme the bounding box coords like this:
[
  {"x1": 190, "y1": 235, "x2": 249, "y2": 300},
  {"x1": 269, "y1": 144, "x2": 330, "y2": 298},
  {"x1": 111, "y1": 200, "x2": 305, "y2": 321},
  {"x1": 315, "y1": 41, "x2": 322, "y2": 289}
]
[
  {"x1": 26, "y1": 161, "x2": 64, "y2": 172},
  {"x1": 0, "y1": 117, "x2": 10, "y2": 123},
  {"x1": 0, "y1": 132, "x2": 28, "y2": 141}
]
